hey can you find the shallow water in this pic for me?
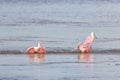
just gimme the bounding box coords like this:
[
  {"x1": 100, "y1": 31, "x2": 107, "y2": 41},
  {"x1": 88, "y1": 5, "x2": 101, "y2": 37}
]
[
  {"x1": 0, "y1": 1, "x2": 120, "y2": 52},
  {"x1": 1, "y1": 1, "x2": 120, "y2": 80},
  {"x1": 0, "y1": 53, "x2": 120, "y2": 80},
  {"x1": 0, "y1": 25, "x2": 120, "y2": 53}
]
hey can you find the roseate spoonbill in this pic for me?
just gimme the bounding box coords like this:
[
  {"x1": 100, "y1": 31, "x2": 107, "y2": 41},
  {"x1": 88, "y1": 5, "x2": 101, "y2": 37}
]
[
  {"x1": 25, "y1": 41, "x2": 46, "y2": 54},
  {"x1": 77, "y1": 42, "x2": 90, "y2": 53},
  {"x1": 84, "y1": 32, "x2": 97, "y2": 45}
]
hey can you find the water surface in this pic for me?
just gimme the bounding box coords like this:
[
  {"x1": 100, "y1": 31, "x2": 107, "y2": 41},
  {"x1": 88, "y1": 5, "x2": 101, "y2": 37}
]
[{"x1": 0, "y1": 53, "x2": 120, "y2": 80}]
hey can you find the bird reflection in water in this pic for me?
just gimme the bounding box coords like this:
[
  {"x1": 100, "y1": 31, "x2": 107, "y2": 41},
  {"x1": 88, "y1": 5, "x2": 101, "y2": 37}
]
[
  {"x1": 27, "y1": 53, "x2": 45, "y2": 62},
  {"x1": 78, "y1": 53, "x2": 94, "y2": 63}
]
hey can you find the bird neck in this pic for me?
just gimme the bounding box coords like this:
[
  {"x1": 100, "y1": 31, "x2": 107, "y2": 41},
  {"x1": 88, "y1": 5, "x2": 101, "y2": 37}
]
[
  {"x1": 38, "y1": 42, "x2": 42, "y2": 48},
  {"x1": 91, "y1": 33, "x2": 95, "y2": 38}
]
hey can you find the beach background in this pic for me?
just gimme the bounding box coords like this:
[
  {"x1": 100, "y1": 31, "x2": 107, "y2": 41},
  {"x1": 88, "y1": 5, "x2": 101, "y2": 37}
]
[{"x1": 0, "y1": 0, "x2": 120, "y2": 80}]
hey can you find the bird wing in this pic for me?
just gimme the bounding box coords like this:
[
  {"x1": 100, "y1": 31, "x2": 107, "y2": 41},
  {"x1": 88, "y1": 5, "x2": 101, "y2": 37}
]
[
  {"x1": 37, "y1": 48, "x2": 46, "y2": 53},
  {"x1": 25, "y1": 47, "x2": 35, "y2": 53}
]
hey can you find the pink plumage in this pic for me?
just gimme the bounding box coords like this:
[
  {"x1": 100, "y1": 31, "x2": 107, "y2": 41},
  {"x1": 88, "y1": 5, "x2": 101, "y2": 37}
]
[
  {"x1": 84, "y1": 32, "x2": 96, "y2": 45},
  {"x1": 25, "y1": 47, "x2": 45, "y2": 54},
  {"x1": 84, "y1": 36, "x2": 93, "y2": 45},
  {"x1": 77, "y1": 32, "x2": 97, "y2": 53},
  {"x1": 25, "y1": 42, "x2": 46, "y2": 54},
  {"x1": 77, "y1": 43, "x2": 90, "y2": 53}
]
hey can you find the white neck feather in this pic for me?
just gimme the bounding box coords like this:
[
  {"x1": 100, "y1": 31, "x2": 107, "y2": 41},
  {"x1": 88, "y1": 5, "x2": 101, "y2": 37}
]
[
  {"x1": 34, "y1": 42, "x2": 42, "y2": 51},
  {"x1": 38, "y1": 42, "x2": 42, "y2": 48},
  {"x1": 91, "y1": 32, "x2": 95, "y2": 38}
]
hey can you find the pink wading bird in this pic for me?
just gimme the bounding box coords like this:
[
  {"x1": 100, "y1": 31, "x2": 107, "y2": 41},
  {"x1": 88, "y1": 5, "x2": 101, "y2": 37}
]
[
  {"x1": 25, "y1": 41, "x2": 46, "y2": 54},
  {"x1": 84, "y1": 32, "x2": 97, "y2": 47},
  {"x1": 77, "y1": 42, "x2": 90, "y2": 53},
  {"x1": 77, "y1": 32, "x2": 97, "y2": 53}
]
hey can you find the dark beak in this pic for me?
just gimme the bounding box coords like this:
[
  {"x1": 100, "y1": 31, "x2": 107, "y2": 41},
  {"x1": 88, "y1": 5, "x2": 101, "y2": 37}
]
[{"x1": 94, "y1": 34, "x2": 97, "y2": 39}]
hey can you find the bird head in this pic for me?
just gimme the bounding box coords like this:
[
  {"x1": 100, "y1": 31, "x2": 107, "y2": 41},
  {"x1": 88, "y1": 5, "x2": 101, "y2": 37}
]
[{"x1": 91, "y1": 32, "x2": 97, "y2": 39}]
